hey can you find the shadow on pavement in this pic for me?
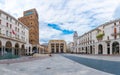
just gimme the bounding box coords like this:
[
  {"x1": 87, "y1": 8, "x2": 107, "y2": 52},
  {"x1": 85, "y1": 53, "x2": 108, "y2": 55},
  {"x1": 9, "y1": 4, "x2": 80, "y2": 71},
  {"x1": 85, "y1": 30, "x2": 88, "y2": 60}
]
[{"x1": 63, "y1": 55, "x2": 120, "y2": 75}]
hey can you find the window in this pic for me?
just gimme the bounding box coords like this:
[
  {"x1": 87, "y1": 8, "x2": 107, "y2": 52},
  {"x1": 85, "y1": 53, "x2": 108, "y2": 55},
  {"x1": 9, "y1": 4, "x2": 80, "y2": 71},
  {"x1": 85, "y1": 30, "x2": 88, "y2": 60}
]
[
  {"x1": 15, "y1": 21, "x2": 17, "y2": 24},
  {"x1": 6, "y1": 16, "x2": 8, "y2": 20},
  {"x1": 0, "y1": 19, "x2": 1, "y2": 24},
  {"x1": 114, "y1": 28, "x2": 117, "y2": 39},
  {"x1": 6, "y1": 23, "x2": 8, "y2": 27},
  {"x1": 18, "y1": 28, "x2": 19, "y2": 32},
  {"x1": 107, "y1": 36, "x2": 109, "y2": 40},
  {"x1": 0, "y1": 28, "x2": 1, "y2": 34},
  {"x1": 10, "y1": 32, "x2": 12, "y2": 37},
  {"x1": 10, "y1": 24, "x2": 12, "y2": 28},
  {"x1": 15, "y1": 27, "x2": 17, "y2": 31},
  {"x1": 6, "y1": 30, "x2": 8, "y2": 36},
  {"x1": 10, "y1": 18, "x2": 12, "y2": 22}
]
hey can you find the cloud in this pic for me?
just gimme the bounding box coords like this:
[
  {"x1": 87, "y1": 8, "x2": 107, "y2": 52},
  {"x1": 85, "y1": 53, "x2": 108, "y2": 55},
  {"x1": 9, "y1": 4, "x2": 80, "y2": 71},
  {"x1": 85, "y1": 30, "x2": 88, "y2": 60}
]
[
  {"x1": 1, "y1": 0, "x2": 120, "y2": 44},
  {"x1": 114, "y1": 4, "x2": 120, "y2": 19}
]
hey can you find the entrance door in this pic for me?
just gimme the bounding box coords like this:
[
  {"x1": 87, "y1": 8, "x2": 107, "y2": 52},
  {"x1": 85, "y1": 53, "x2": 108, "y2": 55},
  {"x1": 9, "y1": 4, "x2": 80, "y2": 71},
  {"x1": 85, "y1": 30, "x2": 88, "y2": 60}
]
[
  {"x1": 107, "y1": 48, "x2": 110, "y2": 54},
  {"x1": 98, "y1": 44, "x2": 103, "y2": 54}
]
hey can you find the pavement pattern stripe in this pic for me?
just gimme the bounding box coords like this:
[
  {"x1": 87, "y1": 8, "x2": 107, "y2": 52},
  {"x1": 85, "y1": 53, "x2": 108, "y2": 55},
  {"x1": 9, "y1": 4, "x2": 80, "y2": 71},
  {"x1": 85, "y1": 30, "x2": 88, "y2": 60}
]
[{"x1": 63, "y1": 54, "x2": 120, "y2": 75}]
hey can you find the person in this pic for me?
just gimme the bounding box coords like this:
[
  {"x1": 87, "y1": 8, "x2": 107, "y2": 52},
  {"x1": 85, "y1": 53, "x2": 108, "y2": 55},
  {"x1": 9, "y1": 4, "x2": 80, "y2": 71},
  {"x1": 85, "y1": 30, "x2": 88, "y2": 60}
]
[{"x1": 49, "y1": 53, "x2": 52, "y2": 57}]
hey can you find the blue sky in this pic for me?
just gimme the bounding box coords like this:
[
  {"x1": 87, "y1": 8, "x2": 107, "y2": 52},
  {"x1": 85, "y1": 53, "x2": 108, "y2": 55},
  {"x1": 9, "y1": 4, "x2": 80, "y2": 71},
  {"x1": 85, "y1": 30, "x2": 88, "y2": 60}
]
[{"x1": 0, "y1": 0, "x2": 120, "y2": 44}]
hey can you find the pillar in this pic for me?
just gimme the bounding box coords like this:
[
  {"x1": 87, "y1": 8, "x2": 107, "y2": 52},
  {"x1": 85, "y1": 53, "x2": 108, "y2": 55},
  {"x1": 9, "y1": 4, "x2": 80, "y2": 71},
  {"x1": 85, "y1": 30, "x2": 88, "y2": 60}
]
[
  {"x1": 59, "y1": 43, "x2": 61, "y2": 53},
  {"x1": 1, "y1": 46, "x2": 4, "y2": 55},
  {"x1": 12, "y1": 47, "x2": 14, "y2": 55},
  {"x1": 54, "y1": 43, "x2": 56, "y2": 53}
]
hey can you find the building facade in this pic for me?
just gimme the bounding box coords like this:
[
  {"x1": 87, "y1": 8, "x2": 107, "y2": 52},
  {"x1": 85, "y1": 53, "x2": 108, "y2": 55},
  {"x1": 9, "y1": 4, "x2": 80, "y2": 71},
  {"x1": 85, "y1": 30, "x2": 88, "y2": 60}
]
[
  {"x1": 73, "y1": 19, "x2": 120, "y2": 55},
  {"x1": 67, "y1": 42, "x2": 74, "y2": 53},
  {"x1": 0, "y1": 9, "x2": 32, "y2": 56},
  {"x1": 48, "y1": 40, "x2": 67, "y2": 53},
  {"x1": 18, "y1": 8, "x2": 40, "y2": 53}
]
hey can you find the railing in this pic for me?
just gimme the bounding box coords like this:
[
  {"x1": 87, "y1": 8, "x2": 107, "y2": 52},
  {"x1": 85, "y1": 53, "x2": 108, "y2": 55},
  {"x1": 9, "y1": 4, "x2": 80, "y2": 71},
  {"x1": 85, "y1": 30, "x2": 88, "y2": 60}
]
[
  {"x1": 0, "y1": 33, "x2": 26, "y2": 43},
  {"x1": 111, "y1": 32, "x2": 120, "y2": 36}
]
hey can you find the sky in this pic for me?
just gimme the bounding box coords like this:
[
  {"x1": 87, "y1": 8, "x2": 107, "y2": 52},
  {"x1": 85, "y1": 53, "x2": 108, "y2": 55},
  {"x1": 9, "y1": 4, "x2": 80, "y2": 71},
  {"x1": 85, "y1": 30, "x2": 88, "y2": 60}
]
[{"x1": 0, "y1": 0, "x2": 120, "y2": 44}]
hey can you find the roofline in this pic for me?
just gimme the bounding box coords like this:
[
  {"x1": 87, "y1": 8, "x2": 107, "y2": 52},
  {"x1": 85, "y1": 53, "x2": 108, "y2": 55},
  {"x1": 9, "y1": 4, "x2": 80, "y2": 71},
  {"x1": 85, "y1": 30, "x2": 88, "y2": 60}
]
[
  {"x1": 78, "y1": 18, "x2": 120, "y2": 38},
  {"x1": 0, "y1": 9, "x2": 29, "y2": 30}
]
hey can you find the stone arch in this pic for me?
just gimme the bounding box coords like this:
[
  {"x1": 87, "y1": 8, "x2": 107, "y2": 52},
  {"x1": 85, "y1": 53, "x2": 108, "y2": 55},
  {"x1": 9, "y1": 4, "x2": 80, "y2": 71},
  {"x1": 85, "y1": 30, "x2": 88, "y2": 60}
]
[
  {"x1": 15, "y1": 43, "x2": 19, "y2": 55},
  {"x1": 5, "y1": 41, "x2": 12, "y2": 53},
  {"x1": 98, "y1": 44, "x2": 103, "y2": 54},
  {"x1": 112, "y1": 41, "x2": 119, "y2": 54},
  {"x1": 32, "y1": 46, "x2": 37, "y2": 53},
  {"x1": 21, "y1": 44, "x2": 25, "y2": 55}
]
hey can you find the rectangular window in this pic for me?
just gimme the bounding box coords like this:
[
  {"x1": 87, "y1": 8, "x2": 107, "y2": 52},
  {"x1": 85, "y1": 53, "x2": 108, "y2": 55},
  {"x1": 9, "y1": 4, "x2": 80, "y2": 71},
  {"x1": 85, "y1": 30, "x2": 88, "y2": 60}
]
[
  {"x1": 10, "y1": 18, "x2": 12, "y2": 22},
  {"x1": 10, "y1": 24, "x2": 12, "y2": 28},
  {"x1": 0, "y1": 19, "x2": 1, "y2": 24},
  {"x1": 0, "y1": 28, "x2": 1, "y2": 34},
  {"x1": 6, "y1": 16, "x2": 8, "y2": 20},
  {"x1": 6, "y1": 23, "x2": 8, "y2": 27},
  {"x1": 18, "y1": 28, "x2": 19, "y2": 32},
  {"x1": 6, "y1": 30, "x2": 8, "y2": 36},
  {"x1": 114, "y1": 28, "x2": 117, "y2": 39},
  {"x1": 10, "y1": 32, "x2": 12, "y2": 37},
  {"x1": 107, "y1": 36, "x2": 109, "y2": 40}
]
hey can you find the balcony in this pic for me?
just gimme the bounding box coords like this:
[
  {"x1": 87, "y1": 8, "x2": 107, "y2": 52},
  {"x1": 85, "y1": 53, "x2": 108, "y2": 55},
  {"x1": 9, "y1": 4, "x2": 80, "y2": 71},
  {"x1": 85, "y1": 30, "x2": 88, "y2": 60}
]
[
  {"x1": 96, "y1": 33, "x2": 104, "y2": 40},
  {"x1": 111, "y1": 32, "x2": 120, "y2": 36},
  {"x1": 0, "y1": 33, "x2": 26, "y2": 43}
]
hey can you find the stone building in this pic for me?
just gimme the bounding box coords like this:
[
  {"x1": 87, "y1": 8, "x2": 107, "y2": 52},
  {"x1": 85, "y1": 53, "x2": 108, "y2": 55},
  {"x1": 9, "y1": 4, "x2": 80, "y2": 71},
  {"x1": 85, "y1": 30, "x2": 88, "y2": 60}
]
[
  {"x1": 0, "y1": 9, "x2": 31, "y2": 56},
  {"x1": 48, "y1": 40, "x2": 67, "y2": 53},
  {"x1": 18, "y1": 8, "x2": 40, "y2": 53},
  {"x1": 73, "y1": 19, "x2": 120, "y2": 55},
  {"x1": 67, "y1": 42, "x2": 74, "y2": 53}
]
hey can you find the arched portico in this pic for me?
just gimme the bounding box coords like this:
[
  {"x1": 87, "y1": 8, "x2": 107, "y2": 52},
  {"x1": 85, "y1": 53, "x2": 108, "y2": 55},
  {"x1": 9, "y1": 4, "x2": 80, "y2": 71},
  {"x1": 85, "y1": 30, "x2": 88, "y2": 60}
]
[
  {"x1": 5, "y1": 41, "x2": 12, "y2": 54},
  {"x1": 21, "y1": 44, "x2": 25, "y2": 55},
  {"x1": 32, "y1": 46, "x2": 37, "y2": 53},
  {"x1": 15, "y1": 43, "x2": 19, "y2": 55},
  {"x1": 112, "y1": 41, "x2": 119, "y2": 54},
  {"x1": 98, "y1": 44, "x2": 103, "y2": 54}
]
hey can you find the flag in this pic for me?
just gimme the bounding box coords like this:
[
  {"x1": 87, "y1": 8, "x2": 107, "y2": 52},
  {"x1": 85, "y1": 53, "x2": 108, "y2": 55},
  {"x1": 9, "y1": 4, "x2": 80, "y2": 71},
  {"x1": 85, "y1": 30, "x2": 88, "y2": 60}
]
[{"x1": 12, "y1": 29, "x2": 16, "y2": 35}]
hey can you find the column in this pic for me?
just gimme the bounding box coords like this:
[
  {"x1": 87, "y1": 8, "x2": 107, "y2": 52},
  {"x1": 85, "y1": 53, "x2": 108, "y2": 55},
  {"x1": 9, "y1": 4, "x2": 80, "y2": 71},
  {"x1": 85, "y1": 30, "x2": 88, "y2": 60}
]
[
  {"x1": 59, "y1": 43, "x2": 61, "y2": 53},
  {"x1": 2, "y1": 46, "x2": 5, "y2": 55},
  {"x1": 1, "y1": 46, "x2": 4, "y2": 55},
  {"x1": 12, "y1": 47, "x2": 14, "y2": 55},
  {"x1": 110, "y1": 43, "x2": 112, "y2": 54},
  {"x1": 54, "y1": 43, "x2": 56, "y2": 53},
  {"x1": 19, "y1": 48, "x2": 21, "y2": 56}
]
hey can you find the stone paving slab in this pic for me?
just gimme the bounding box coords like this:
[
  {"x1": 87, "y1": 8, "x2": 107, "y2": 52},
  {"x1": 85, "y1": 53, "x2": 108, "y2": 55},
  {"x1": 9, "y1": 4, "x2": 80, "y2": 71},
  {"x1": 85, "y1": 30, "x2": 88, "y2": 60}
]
[
  {"x1": 0, "y1": 54, "x2": 111, "y2": 75},
  {"x1": 0, "y1": 54, "x2": 49, "y2": 64}
]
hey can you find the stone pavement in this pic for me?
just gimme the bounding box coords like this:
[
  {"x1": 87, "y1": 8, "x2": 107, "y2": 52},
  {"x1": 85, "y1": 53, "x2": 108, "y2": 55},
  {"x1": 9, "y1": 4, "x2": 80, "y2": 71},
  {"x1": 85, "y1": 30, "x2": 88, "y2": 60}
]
[
  {"x1": 0, "y1": 54, "x2": 49, "y2": 64},
  {"x1": 68, "y1": 54, "x2": 120, "y2": 62},
  {"x1": 0, "y1": 54, "x2": 111, "y2": 75}
]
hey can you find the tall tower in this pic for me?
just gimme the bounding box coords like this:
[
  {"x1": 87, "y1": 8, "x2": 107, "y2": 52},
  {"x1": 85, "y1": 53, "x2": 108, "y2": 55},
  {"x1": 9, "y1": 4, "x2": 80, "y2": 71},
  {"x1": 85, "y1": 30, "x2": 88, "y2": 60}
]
[
  {"x1": 73, "y1": 31, "x2": 78, "y2": 46},
  {"x1": 18, "y1": 8, "x2": 39, "y2": 45},
  {"x1": 73, "y1": 31, "x2": 78, "y2": 53}
]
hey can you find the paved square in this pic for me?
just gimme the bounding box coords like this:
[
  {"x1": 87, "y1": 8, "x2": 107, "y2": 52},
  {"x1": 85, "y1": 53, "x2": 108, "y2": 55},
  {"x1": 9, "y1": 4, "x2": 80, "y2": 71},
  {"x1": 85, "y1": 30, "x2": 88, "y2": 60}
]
[{"x1": 0, "y1": 54, "x2": 111, "y2": 75}]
